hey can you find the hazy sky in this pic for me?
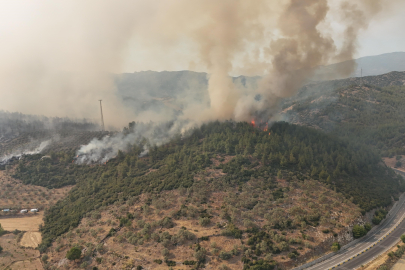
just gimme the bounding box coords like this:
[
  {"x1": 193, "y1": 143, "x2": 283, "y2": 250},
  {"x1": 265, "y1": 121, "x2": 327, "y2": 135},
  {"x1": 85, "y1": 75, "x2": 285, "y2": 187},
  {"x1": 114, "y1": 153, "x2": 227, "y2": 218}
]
[
  {"x1": 0, "y1": 0, "x2": 403, "y2": 126},
  {"x1": 356, "y1": 3, "x2": 405, "y2": 59}
]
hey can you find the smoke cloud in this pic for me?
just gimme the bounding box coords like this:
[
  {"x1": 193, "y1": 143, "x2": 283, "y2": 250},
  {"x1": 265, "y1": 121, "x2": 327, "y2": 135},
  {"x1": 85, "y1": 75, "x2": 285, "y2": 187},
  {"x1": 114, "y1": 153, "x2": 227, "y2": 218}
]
[
  {"x1": 0, "y1": 0, "x2": 397, "y2": 162},
  {"x1": 0, "y1": 140, "x2": 51, "y2": 165}
]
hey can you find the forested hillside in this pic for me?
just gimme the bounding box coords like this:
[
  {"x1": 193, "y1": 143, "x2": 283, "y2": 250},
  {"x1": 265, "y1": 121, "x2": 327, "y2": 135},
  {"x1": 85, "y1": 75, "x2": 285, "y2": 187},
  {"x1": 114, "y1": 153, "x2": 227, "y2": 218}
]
[
  {"x1": 282, "y1": 72, "x2": 405, "y2": 156},
  {"x1": 10, "y1": 122, "x2": 402, "y2": 255}
]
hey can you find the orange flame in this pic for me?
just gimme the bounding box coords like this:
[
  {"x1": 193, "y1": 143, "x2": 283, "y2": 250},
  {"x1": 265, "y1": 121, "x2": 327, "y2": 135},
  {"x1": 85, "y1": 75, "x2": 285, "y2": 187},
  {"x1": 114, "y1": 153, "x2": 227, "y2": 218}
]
[{"x1": 251, "y1": 120, "x2": 255, "y2": 127}]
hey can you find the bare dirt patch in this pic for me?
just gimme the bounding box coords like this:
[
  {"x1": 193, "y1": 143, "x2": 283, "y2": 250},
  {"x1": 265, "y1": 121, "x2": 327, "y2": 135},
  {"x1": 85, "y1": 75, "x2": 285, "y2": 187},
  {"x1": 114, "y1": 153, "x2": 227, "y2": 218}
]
[
  {"x1": 0, "y1": 212, "x2": 43, "y2": 231},
  {"x1": 9, "y1": 258, "x2": 43, "y2": 270},
  {"x1": 383, "y1": 155, "x2": 405, "y2": 171},
  {"x1": 0, "y1": 233, "x2": 42, "y2": 270},
  {"x1": 392, "y1": 255, "x2": 405, "y2": 270},
  {"x1": 20, "y1": 231, "x2": 42, "y2": 248}
]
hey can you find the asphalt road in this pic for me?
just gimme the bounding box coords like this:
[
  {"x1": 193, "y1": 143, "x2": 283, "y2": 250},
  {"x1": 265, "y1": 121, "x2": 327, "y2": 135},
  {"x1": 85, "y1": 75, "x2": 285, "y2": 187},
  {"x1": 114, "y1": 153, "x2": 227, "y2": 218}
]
[{"x1": 307, "y1": 196, "x2": 405, "y2": 270}]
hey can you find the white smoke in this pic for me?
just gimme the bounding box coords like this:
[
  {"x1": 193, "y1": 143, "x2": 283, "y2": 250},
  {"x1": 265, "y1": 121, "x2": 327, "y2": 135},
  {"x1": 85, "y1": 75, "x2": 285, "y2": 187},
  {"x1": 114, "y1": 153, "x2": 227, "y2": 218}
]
[
  {"x1": 0, "y1": 140, "x2": 51, "y2": 165},
  {"x1": 75, "y1": 120, "x2": 195, "y2": 164}
]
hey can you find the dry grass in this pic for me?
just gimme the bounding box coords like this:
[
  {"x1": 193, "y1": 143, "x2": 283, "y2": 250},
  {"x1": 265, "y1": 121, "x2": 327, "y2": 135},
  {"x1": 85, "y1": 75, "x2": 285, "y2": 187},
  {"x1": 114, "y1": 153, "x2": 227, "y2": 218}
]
[
  {"x1": 0, "y1": 233, "x2": 42, "y2": 270},
  {"x1": 20, "y1": 231, "x2": 42, "y2": 248},
  {"x1": 0, "y1": 213, "x2": 43, "y2": 231}
]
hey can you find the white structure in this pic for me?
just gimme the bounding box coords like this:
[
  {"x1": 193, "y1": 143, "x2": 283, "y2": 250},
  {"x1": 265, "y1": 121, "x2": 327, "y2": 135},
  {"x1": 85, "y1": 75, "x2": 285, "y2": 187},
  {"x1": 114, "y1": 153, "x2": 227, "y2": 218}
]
[
  {"x1": 20, "y1": 209, "x2": 28, "y2": 213},
  {"x1": 30, "y1": 208, "x2": 38, "y2": 213},
  {"x1": 2, "y1": 209, "x2": 9, "y2": 212}
]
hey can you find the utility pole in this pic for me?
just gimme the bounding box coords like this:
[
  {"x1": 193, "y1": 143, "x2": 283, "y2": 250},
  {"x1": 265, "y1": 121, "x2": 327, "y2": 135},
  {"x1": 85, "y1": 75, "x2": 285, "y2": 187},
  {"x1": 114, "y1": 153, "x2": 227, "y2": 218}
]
[
  {"x1": 360, "y1": 68, "x2": 363, "y2": 86},
  {"x1": 99, "y1": 100, "x2": 105, "y2": 131}
]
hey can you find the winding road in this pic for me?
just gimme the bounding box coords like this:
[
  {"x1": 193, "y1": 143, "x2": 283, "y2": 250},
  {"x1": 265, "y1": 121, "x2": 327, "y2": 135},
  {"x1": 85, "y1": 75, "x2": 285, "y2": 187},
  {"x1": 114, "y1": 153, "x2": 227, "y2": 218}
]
[{"x1": 304, "y1": 185, "x2": 405, "y2": 270}]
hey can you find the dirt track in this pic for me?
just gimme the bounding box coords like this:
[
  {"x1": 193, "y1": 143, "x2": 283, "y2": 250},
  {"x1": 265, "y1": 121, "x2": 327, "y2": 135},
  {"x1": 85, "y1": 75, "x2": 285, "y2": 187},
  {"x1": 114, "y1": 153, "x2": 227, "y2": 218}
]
[
  {"x1": 8, "y1": 258, "x2": 43, "y2": 270},
  {"x1": 20, "y1": 231, "x2": 42, "y2": 248},
  {"x1": 0, "y1": 213, "x2": 43, "y2": 231}
]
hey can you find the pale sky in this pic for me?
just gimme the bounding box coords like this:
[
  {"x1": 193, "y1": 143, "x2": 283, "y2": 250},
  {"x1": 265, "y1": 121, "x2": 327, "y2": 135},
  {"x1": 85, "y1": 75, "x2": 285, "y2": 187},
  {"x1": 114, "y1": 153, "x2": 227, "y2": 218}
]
[{"x1": 356, "y1": 3, "x2": 405, "y2": 59}]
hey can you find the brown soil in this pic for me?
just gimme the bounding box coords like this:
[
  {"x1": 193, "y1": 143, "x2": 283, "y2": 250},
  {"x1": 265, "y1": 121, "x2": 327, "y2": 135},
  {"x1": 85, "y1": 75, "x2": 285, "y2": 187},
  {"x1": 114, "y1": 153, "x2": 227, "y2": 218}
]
[
  {"x1": 0, "y1": 213, "x2": 43, "y2": 231},
  {"x1": 383, "y1": 156, "x2": 405, "y2": 171},
  {"x1": 20, "y1": 231, "x2": 42, "y2": 248},
  {"x1": 0, "y1": 233, "x2": 43, "y2": 270},
  {"x1": 392, "y1": 255, "x2": 405, "y2": 270},
  {"x1": 8, "y1": 259, "x2": 43, "y2": 270}
]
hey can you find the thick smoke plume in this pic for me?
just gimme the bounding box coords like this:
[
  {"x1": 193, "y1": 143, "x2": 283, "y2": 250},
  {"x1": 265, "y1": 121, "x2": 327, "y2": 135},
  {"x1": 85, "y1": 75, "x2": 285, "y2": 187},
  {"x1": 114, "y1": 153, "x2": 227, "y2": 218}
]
[
  {"x1": 76, "y1": 121, "x2": 189, "y2": 164},
  {"x1": 0, "y1": 1, "x2": 397, "y2": 163}
]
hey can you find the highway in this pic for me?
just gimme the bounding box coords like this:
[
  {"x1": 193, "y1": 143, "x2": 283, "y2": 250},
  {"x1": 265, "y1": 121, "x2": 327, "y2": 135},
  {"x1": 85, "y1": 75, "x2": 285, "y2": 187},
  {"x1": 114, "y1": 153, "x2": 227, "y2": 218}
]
[{"x1": 305, "y1": 194, "x2": 405, "y2": 270}]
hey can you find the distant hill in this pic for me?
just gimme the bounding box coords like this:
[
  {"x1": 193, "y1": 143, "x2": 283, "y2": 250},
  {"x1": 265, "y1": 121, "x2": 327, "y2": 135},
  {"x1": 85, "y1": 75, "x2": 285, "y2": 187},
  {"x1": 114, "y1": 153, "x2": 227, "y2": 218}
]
[
  {"x1": 313, "y1": 52, "x2": 405, "y2": 80},
  {"x1": 280, "y1": 71, "x2": 405, "y2": 156},
  {"x1": 114, "y1": 70, "x2": 259, "y2": 115},
  {"x1": 115, "y1": 53, "x2": 405, "y2": 115}
]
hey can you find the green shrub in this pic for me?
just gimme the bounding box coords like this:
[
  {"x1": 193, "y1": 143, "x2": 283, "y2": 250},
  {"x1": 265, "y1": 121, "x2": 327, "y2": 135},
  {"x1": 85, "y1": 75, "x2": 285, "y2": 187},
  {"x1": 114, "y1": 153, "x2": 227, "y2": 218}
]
[
  {"x1": 183, "y1": 260, "x2": 196, "y2": 265},
  {"x1": 221, "y1": 223, "x2": 242, "y2": 239},
  {"x1": 331, "y1": 242, "x2": 340, "y2": 252},
  {"x1": 199, "y1": 217, "x2": 211, "y2": 227},
  {"x1": 288, "y1": 250, "x2": 299, "y2": 259},
  {"x1": 219, "y1": 251, "x2": 233, "y2": 260},
  {"x1": 153, "y1": 259, "x2": 162, "y2": 264},
  {"x1": 401, "y1": 235, "x2": 405, "y2": 243},
  {"x1": 352, "y1": 225, "x2": 368, "y2": 239},
  {"x1": 66, "y1": 246, "x2": 81, "y2": 260},
  {"x1": 372, "y1": 209, "x2": 388, "y2": 225}
]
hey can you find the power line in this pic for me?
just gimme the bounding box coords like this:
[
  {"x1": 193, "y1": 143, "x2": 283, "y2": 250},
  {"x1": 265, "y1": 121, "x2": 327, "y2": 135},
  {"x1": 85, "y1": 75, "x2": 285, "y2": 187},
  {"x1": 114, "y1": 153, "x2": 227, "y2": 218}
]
[{"x1": 99, "y1": 100, "x2": 105, "y2": 131}]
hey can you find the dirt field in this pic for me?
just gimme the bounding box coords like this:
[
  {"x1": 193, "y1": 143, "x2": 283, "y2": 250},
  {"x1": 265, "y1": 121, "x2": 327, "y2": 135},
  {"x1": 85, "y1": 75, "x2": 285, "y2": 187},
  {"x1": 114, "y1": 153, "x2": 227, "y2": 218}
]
[
  {"x1": 0, "y1": 212, "x2": 43, "y2": 231},
  {"x1": 8, "y1": 259, "x2": 43, "y2": 270},
  {"x1": 0, "y1": 233, "x2": 43, "y2": 270},
  {"x1": 20, "y1": 231, "x2": 42, "y2": 248}
]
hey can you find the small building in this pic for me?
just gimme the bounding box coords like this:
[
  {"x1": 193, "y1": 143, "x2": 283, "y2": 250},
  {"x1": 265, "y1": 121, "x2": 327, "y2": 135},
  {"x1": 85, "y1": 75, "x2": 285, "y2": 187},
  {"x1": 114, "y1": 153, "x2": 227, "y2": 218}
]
[
  {"x1": 2, "y1": 209, "x2": 10, "y2": 212},
  {"x1": 20, "y1": 209, "x2": 28, "y2": 213},
  {"x1": 30, "y1": 208, "x2": 38, "y2": 213}
]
